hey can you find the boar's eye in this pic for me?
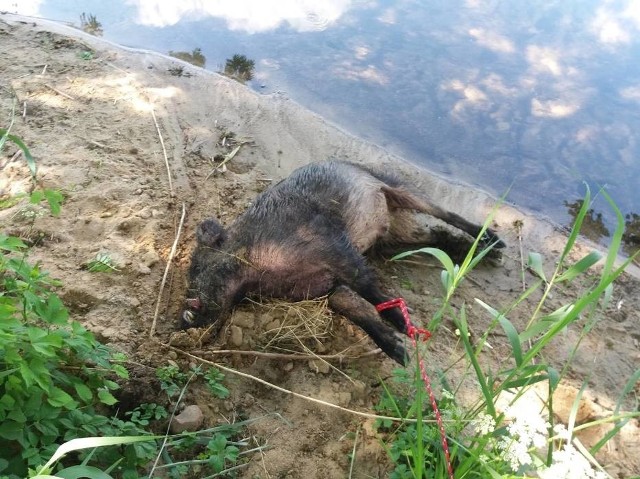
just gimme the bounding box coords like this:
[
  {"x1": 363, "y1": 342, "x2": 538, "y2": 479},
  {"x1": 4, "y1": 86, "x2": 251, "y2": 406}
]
[{"x1": 182, "y1": 309, "x2": 195, "y2": 324}]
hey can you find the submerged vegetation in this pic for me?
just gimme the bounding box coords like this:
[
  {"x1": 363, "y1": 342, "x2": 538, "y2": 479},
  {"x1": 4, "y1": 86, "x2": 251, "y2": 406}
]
[
  {"x1": 169, "y1": 47, "x2": 206, "y2": 68},
  {"x1": 223, "y1": 54, "x2": 255, "y2": 83},
  {"x1": 79, "y1": 13, "x2": 103, "y2": 36}
]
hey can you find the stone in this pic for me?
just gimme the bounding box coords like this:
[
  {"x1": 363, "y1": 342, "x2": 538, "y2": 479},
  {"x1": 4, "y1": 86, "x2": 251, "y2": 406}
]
[
  {"x1": 229, "y1": 326, "x2": 243, "y2": 347},
  {"x1": 170, "y1": 405, "x2": 204, "y2": 433},
  {"x1": 308, "y1": 359, "x2": 331, "y2": 374},
  {"x1": 141, "y1": 249, "x2": 160, "y2": 267},
  {"x1": 233, "y1": 311, "x2": 255, "y2": 328}
]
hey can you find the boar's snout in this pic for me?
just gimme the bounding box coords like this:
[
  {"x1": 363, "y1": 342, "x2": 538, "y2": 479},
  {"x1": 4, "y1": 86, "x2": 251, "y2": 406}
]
[
  {"x1": 180, "y1": 297, "x2": 205, "y2": 329},
  {"x1": 179, "y1": 296, "x2": 228, "y2": 331}
]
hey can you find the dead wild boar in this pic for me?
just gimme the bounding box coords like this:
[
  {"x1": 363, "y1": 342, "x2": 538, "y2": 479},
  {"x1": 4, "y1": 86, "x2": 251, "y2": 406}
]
[{"x1": 181, "y1": 160, "x2": 504, "y2": 364}]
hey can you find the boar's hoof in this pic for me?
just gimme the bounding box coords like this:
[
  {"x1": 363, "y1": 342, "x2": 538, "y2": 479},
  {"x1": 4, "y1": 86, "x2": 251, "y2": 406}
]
[{"x1": 386, "y1": 333, "x2": 409, "y2": 366}]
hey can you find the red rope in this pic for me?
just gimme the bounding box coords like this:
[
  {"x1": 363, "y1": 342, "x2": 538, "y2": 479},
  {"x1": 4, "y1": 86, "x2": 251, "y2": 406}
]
[{"x1": 376, "y1": 298, "x2": 454, "y2": 479}]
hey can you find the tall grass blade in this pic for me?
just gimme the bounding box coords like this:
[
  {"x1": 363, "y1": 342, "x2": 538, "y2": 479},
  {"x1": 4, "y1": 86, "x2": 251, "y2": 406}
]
[
  {"x1": 54, "y1": 465, "x2": 114, "y2": 479},
  {"x1": 590, "y1": 368, "x2": 640, "y2": 455},
  {"x1": 34, "y1": 436, "x2": 160, "y2": 477},
  {"x1": 558, "y1": 184, "x2": 591, "y2": 266},
  {"x1": 0, "y1": 129, "x2": 37, "y2": 180},
  {"x1": 454, "y1": 306, "x2": 496, "y2": 417},
  {"x1": 518, "y1": 304, "x2": 574, "y2": 342},
  {"x1": 393, "y1": 247, "x2": 455, "y2": 277},
  {"x1": 599, "y1": 189, "x2": 625, "y2": 279},
  {"x1": 555, "y1": 251, "x2": 602, "y2": 282},
  {"x1": 527, "y1": 252, "x2": 547, "y2": 282},
  {"x1": 475, "y1": 299, "x2": 522, "y2": 366},
  {"x1": 567, "y1": 381, "x2": 589, "y2": 438}
]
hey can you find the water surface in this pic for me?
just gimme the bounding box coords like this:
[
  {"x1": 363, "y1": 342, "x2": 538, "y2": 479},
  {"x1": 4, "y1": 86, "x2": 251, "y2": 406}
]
[{"x1": 4, "y1": 0, "x2": 640, "y2": 246}]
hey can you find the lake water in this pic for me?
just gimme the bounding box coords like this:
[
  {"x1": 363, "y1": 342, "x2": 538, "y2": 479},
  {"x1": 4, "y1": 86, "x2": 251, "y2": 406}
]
[{"x1": 4, "y1": 0, "x2": 640, "y2": 247}]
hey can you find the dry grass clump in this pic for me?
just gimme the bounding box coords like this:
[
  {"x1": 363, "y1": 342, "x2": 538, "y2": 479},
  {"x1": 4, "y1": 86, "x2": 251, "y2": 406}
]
[{"x1": 257, "y1": 297, "x2": 334, "y2": 353}]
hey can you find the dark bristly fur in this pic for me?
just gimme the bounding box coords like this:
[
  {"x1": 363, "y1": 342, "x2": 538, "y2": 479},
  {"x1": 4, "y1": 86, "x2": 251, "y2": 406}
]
[{"x1": 181, "y1": 160, "x2": 504, "y2": 364}]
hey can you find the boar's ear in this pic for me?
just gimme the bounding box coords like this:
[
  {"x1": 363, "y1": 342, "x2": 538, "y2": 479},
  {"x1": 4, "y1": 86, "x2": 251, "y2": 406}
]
[
  {"x1": 186, "y1": 297, "x2": 202, "y2": 310},
  {"x1": 196, "y1": 218, "x2": 227, "y2": 248}
]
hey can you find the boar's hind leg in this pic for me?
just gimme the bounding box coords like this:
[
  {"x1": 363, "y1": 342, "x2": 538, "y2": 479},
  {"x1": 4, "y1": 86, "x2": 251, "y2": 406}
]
[
  {"x1": 382, "y1": 185, "x2": 504, "y2": 248},
  {"x1": 329, "y1": 285, "x2": 408, "y2": 365}
]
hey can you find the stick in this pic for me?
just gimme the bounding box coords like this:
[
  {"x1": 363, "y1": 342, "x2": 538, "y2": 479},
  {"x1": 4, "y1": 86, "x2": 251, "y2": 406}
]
[
  {"x1": 204, "y1": 143, "x2": 247, "y2": 181},
  {"x1": 515, "y1": 220, "x2": 526, "y2": 292},
  {"x1": 151, "y1": 107, "x2": 174, "y2": 196},
  {"x1": 43, "y1": 83, "x2": 75, "y2": 100},
  {"x1": 165, "y1": 343, "x2": 442, "y2": 424},
  {"x1": 150, "y1": 203, "x2": 186, "y2": 337},
  {"x1": 186, "y1": 348, "x2": 383, "y2": 361}
]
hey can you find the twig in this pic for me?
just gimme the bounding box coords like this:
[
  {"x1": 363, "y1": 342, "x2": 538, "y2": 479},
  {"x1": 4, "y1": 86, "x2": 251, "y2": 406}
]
[
  {"x1": 348, "y1": 426, "x2": 361, "y2": 479},
  {"x1": 43, "y1": 83, "x2": 75, "y2": 100},
  {"x1": 87, "y1": 139, "x2": 107, "y2": 149},
  {"x1": 164, "y1": 343, "x2": 442, "y2": 424},
  {"x1": 189, "y1": 347, "x2": 382, "y2": 361},
  {"x1": 515, "y1": 220, "x2": 526, "y2": 292},
  {"x1": 150, "y1": 203, "x2": 186, "y2": 337},
  {"x1": 204, "y1": 143, "x2": 247, "y2": 181},
  {"x1": 41, "y1": 64, "x2": 48, "y2": 75},
  {"x1": 151, "y1": 106, "x2": 174, "y2": 196}
]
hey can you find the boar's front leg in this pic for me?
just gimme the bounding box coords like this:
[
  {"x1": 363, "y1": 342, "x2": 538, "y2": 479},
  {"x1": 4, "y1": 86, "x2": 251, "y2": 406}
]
[{"x1": 329, "y1": 285, "x2": 408, "y2": 365}]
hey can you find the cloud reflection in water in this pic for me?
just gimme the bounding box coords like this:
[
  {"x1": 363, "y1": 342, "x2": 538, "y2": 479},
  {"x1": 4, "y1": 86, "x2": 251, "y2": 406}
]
[{"x1": 124, "y1": 0, "x2": 352, "y2": 33}]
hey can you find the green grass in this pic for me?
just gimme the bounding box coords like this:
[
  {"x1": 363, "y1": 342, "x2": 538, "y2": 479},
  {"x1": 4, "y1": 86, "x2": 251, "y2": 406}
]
[{"x1": 377, "y1": 187, "x2": 640, "y2": 478}]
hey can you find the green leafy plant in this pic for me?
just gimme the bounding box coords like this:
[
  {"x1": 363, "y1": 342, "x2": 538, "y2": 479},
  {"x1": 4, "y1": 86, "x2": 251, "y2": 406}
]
[
  {"x1": 0, "y1": 127, "x2": 155, "y2": 478},
  {"x1": 84, "y1": 252, "x2": 119, "y2": 272},
  {"x1": 157, "y1": 364, "x2": 229, "y2": 401},
  {"x1": 125, "y1": 403, "x2": 169, "y2": 427},
  {"x1": 377, "y1": 188, "x2": 640, "y2": 478},
  {"x1": 0, "y1": 232, "x2": 159, "y2": 477}
]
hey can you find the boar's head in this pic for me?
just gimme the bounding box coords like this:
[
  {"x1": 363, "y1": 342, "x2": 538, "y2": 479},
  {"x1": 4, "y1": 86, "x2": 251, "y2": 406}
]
[{"x1": 180, "y1": 218, "x2": 243, "y2": 331}]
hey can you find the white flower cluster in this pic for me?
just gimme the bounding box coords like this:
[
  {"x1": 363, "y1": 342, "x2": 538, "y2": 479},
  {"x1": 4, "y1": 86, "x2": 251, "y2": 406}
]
[
  {"x1": 498, "y1": 406, "x2": 550, "y2": 471},
  {"x1": 473, "y1": 412, "x2": 496, "y2": 436},
  {"x1": 537, "y1": 425, "x2": 609, "y2": 479},
  {"x1": 538, "y1": 443, "x2": 608, "y2": 479},
  {"x1": 471, "y1": 408, "x2": 609, "y2": 477}
]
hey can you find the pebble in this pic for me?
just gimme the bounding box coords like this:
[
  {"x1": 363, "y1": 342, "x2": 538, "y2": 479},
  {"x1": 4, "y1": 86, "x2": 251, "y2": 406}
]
[
  {"x1": 229, "y1": 326, "x2": 243, "y2": 347},
  {"x1": 137, "y1": 263, "x2": 151, "y2": 275},
  {"x1": 308, "y1": 359, "x2": 331, "y2": 375},
  {"x1": 170, "y1": 405, "x2": 204, "y2": 433},
  {"x1": 137, "y1": 208, "x2": 152, "y2": 219},
  {"x1": 283, "y1": 361, "x2": 294, "y2": 372},
  {"x1": 233, "y1": 311, "x2": 255, "y2": 328}
]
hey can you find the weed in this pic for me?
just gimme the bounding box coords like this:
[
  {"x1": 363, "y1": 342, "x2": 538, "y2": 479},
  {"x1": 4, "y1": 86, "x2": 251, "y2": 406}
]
[
  {"x1": 125, "y1": 403, "x2": 169, "y2": 427},
  {"x1": 1, "y1": 125, "x2": 250, "y2": 479},
  {"x1": 0, "y1": 232, "x2": 156, "y2": 477},
  {"x1": 83, "y1": 252, "x2": 119, "y2": 272},
  {"x1": 157, "y1": 363, "x2": 230, "y2": 401},
  {"x1": 223, "y1": 54, "x2": 255, "y2": 83},
  {"x1": 377, "y1": 189, "x2": 640, "y2": 478}
]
